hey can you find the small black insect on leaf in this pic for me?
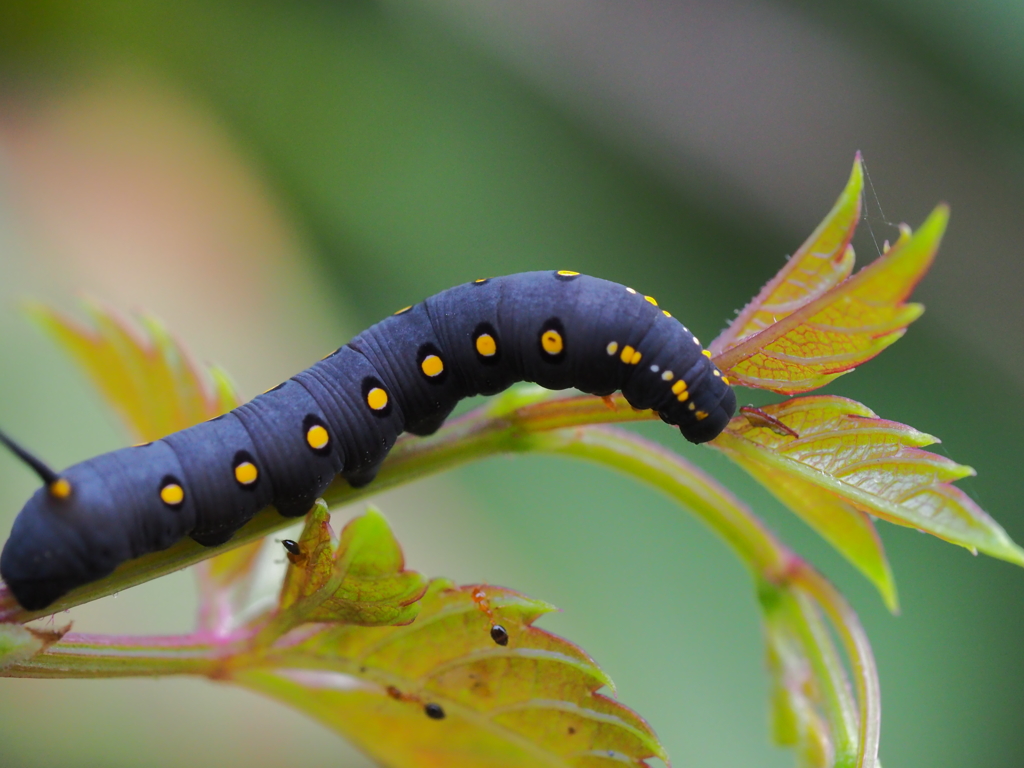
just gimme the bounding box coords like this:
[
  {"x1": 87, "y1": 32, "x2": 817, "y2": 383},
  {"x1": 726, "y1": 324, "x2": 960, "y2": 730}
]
[{"x1": 490, "y1": 624, "x2": 509, "y2": 646}]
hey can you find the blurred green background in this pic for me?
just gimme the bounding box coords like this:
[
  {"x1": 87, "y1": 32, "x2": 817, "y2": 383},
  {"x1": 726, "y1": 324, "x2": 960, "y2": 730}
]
[{"x1": 0, "y1": 2, "x2": 1022, "y2": 766}]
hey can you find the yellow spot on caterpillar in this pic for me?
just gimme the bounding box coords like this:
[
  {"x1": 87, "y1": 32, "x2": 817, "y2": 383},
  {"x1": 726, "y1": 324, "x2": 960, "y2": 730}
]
[
  {"x1": 476, "y1": 333, "x2": 497, "y2": 357},
  {"x1": 695, "y1": 410, "x2": 709, "y2": 421},
  {"x1": 626, "y1": 287, "x2": 637, "y2": 294},
  {"x1": 160, "y1": 483, "x2": 184, "y2": 506},
  {"x1": 541, "y1": 330, "x2": 564, "y2": 355},
  {"x1": 662, "y1": 310, "x2": 672, "y2": 317},
  {"x1": 661, "y1": 370, "x2": 674, "y2": 381},
  {"x1": 366, "y1": 387, "x2": 389, "y2": 411},
  {"x1": 474, "y1": 278, "x2": 489, "y2": 284},
  {"x1": 606, "y1": 341, "x2": 619, "y2": 355},
  {"x1": 702, "y1": 349, "x2": 712, "y2": 358},
  {"x1": 629, "y1": 349, "x2": 642, "y2": 364},
  {"x1": 421, "y1": 354, "x2": 444, "y2": 377},
  {"x1": 306, "y1": 424, "x2": 330, "y2": 450},
  {"x1": 713, "y1": 369, "x2": 721, "y2": 377},
  {"x1": 644, "y1": 295, "x2": 658, "y2": 306},
  {"x1": 620, "y1": 345, "x2": 635, "y2": 363},
  {"x1": 672, "y1": 380, "x2": 688, "y2": 395},
  {"x1": 393, "y1": 306, "x2": 412, "y2": 315},
  {"x1": 234, "y1": 462, "x2": 258, "y2": 486},
  {"x1": 722, "y1": 376, "x2": 731, "y2": 385},
  {"x1": 49, "y1": 478, "x2": 72, "y2": 499},
  {"x1": 688, "y1": 402, "x2": 696, "y2": 411},
  {"x1": 557, "y1": 270, "x2": 579, "y2": 276}
]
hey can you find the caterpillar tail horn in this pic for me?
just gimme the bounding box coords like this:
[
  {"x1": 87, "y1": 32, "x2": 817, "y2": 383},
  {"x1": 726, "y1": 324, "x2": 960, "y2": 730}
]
[{"x1": 0, "y1": 428, "x2": 71, "y2": 498}]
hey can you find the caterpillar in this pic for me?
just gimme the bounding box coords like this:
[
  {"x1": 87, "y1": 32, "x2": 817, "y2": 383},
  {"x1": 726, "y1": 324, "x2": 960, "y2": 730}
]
[{"x1": 0, "y1": 271, "x2": 736, "y2": 610}]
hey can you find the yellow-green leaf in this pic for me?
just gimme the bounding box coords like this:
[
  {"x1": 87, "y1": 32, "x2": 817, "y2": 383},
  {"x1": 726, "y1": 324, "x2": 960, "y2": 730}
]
[
  {"x1": 728, "y1": 443, "x2": 897, "y2": 612},
  {"x1": 713, "y1": 205, "x2": 946, "y2": 394},
  {"x1": 237, "y1": 580, "x2": 667, "y2": 768},
  {"x1": 711, "y1": 154, "x2": 862, "y2": 357},
  {"x1": 278, "y1": 501, "x2": 339, "y2": 612},
  {"x1": 278, "y1": 505, "x2": 428, "y2": 628},
  {"x1": 29, "y1": 300, "x2": 239, "y2": 443},
  {"x1": 716, "y1": 396, "x2": 1024, "y2": 567}
]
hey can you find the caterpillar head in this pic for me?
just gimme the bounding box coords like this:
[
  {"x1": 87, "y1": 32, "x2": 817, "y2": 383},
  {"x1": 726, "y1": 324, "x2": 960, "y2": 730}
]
[{"x1": 678, "y1": 376, "x2": 737, "y2": 444}]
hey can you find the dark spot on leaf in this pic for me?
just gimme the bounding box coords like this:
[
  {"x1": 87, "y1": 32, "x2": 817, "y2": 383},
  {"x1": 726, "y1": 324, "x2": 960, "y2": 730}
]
[
  {"x1": 568, "y1": 726, "x2": 576, "y2": 735},
  {"x1": 425, "y1": 703, "x2": 445, "y2": 720}
]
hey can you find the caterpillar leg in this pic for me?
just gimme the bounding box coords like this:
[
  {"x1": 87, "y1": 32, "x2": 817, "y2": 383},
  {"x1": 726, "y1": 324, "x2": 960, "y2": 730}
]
[{"x1": 344, "y1": 465, "x2": 382, "y2": 488}]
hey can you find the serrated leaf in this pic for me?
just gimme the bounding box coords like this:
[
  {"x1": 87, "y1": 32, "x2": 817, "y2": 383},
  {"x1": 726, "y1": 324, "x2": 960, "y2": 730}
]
[
  {"x1": 30, "y1": 301, "x2": 265, "y2": 629},
  {"x1": 278, "y1": 501, "x2": 338, "y2": 611},
  {"x1": 717, "y1": 396, "x2": 1024, "y2": 568},
  {"x1": 237, "y1": 580, "x2": 667, "y2": 768},
  {"x1": 29, "y1": 299, "x2": 239, "y2": 442},
  {"x1": 713, "y1": 205, "x2": 947, "y2": 394},
  {"x1": 277, "y1": 505, "x2": 428, "y2": 628},
  {"x1": 721, "y1": 410, "x2": 897, "y2": 611},
  {"x1": 711, "y1": 154, "x2": 862, "y2": 357}
]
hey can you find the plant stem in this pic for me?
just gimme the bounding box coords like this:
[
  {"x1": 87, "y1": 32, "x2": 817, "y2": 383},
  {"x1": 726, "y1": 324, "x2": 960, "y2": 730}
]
[
  {"x1": 776, "y1": 586, "x2": 859, "y2": 766},
  {"x1": 791, "y1": 562, "x2": 881, "y2": 768},
  {"x1": 531, "y1": 425, "x2": 790, "y2": 578},
  {"x1": 1, "y1": 631, "x2": 230, "y2": 678}
]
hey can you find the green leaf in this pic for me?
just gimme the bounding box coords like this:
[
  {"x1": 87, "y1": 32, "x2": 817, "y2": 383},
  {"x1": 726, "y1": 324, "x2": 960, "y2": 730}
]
[
  {"x1": 721, "y1": 424, "x2": 898, "y2": 612},
  {"x1": 717, "y1": 396, "x2": 1024, "y2": 570},
  {"x1": 28, "y1": 299, "x2": 240, "y2": 443},
  {"x1": 713, "y1": 204, "x2": 946, "y2": 394},
  {"x1": 276, "y1": 504, "x2": 428, "y2": 628},
  {"x1": 711, "y1": 153, "x2": 862, "y2": 358},
  {"x1": 237, "y1": 580, "x2": 668, "y2": 768}
]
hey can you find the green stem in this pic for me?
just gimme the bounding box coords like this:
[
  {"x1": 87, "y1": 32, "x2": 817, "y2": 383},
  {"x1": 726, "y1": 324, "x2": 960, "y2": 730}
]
[
  {"x1": 530, "y1": 425, "x2": 790, "y2": 577},
  {"x1": 776, "y1": 585, "x2": 859, "y2": 766},
  {"x1": 791, "y1": 562, "x2": 881, "y2": 768},
  {"x1": 1, "y1": 631, "x2": 228, "y2": 678},
  {"x1": 536, "y1": 425, "x2": 879, "y2": 766}
]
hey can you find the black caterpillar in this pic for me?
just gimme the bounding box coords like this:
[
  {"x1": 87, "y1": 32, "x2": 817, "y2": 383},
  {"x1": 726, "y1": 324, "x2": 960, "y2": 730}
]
[{"x1": 0, "y1": 271, "x2": 736, "y2": 610}]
